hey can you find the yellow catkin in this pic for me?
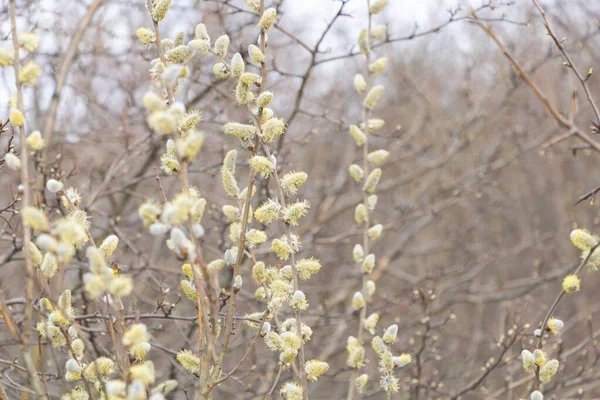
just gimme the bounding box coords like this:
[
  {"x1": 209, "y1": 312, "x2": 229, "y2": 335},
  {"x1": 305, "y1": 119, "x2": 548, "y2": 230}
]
[
  {"x1": 10, "y1": 108, "x2": 25, "y2": 126},
  {"x1": 570, "y1": 229, "x2": 598, "y2": 251},
  {"x1": 369, "y1": 0, "x2": 388, "y2": 14},
  {"x1": 562, "y1": 274, "x2": 581, "y2": 294},
  {"x1": 19, "y1": 62, "x2": 42, "y2": 86},
  {"x1": 258, "y1": 8, "x2": 277, "y2": 31},
  {"x1": 152, "y1": 0, "x2": 171, "y2": 21},
  {"x1": 363, "y1": 85, "x2": 384, "y2": 109},
  {"x1": 136, "y1": 27, "x2": 156, "y2": 46}
]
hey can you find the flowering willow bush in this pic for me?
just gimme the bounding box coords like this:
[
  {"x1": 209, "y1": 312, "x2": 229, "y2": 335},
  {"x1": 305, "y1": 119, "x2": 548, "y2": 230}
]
[
  {"x1": 2, "y1": 0, "x2": 334, "y2": 398},
  {"x1": 517, "y1": 229, "x2": 599, "y2": 400},
  {"x1": 344, "y1": 1, "x2": 412, "y2": 398},
  {"x1": 136, "y1": 1, "x2": 329, "y2": 397},
  {"x1": 4, "y1": 0, "x2": 600, "y2": 399}
]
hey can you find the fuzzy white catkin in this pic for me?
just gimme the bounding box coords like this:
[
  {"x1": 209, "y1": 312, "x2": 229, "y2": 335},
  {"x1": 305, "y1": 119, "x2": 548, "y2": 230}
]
[
  {"x1": 367, "y1": 194, "x2": 378, "y2": 211},
  {"x1": 128, "y1": 380, "x2": 146, "y2": 399},
  {"x1": 531, "y1": 391, "x2": 543, "y2": 400},
  {"x1": 258, "y1": 8, "x2": 277, "y2": 31},
  {"x1": 349, "y1": 164, "x2": 364, "y2": 182},
  {"x1": 353, "y1": 244, "x2": 364, "y2": 263},
  {"x1": 231, "y1": 53, "x2": 245, "y2": 78},
  {"x1": 366, "y1": 280, "x2": 376, "y2": 299},
  {"x1": 36, "y1": 234, "x2": 58, "y2": 251},
  {"x1": 106, "y1": 381, "x2": 126, "y2": 395},
  {"x1": 553, "y1": 319, "x2": 564, "y2": 332},
  {"x1": 248, "y1": 44, "x2": 265, "y2": 65},
  {"x1": 224, "y1": 249, "x2": 237, "y2": 266},
  {"x1": 521, "y1": 349, "x2": 535, "y2": 372},
  {"x1": 367, "y1": 149, "x2": 389, "y2": 165},
  {"x1": 233, "y1": 275, "x2": 242, "y2": 291},
  {"x1": 170, "y1": 102, "x2": 186, "y2": 120},
  {"x1": 257, "y1": 91, "x2": 273, "y2": 108},
  {"x1": 352, "y1": 292, "x2": 365, "y2": 310},
  {"x1": 368, "y1": 224, "x2": 383, "y2": 240},
  {"x1": 68, "y1": 326, "x2": 78, "y2": 338},
  {"x1": 364, "y1": 168, "x2": 382, "y2": 193},
  {"x1": 355, "y1": 204, "x2": 367, "y2": 224},
  {"x1": 214, "y1": 35, "x2": 230, "y2": 57},
  {"x1": 394, "y1": 353, "x2": 412, "y2": 367},
  {"x1": 358, "y1": 29, "x2": 369, "y2": 54},
  {"x1": 221, "y1": 169, "x2": 240, "y2": 197},
  {"x1": 149, "y1": 223, "x2": 168, "y2": 236},
  {"x1": 71, "y1": 338, "x2": 85, "y2": 359},
  {"x1": 362, "y1": 118, "x2": 385, "y2": 131},
  {"x1": 350, "y1": 125, "x2": 366, "y2": 146},
  {"x1": 4, "y1": 152, "x2": 21, "y2": 171},
  {"x1": 371, "y1": 25, "x2": 387, "y2": 38},
  {"x1": 195, "y1": 23, "x2": 210, "y2": 41},
  {"x1": 161, "y1": 64, "x2": 182, "y2": 87},
  {"x1": 213, "y1": 62, "x2": 229, "y2": 79},
  {"x1": 363, "y1": 85, "x2": 384, "y2": 109},
  {"x1": 292, "y1": 290, "x2": 306, "y2": 301},
  {"x1": 100, "y1": 234, "x2": 119, "y2": 257},
  {"x1": 369, "y1": 57, "x2": 388, "y2": 76},
  {"x1": 262, "y1": 322, "x2": 272, "y2": 334},
  {"x1": 362, "y1": 253, "x2": 375, "y2": 274},
  {"x1": 66, "y1": 358, "x2": 81, "y2": 373},
  {"x1": 170, "y1": 228, "x2": 187, "y2": 246},
  {"x1": 29, "y1": 242, "x2": 43, "y2": 267},
  {"x1": 152, "y1": 0, "x2": 171, "y2": 21},
  {"x1": 192, "y1": 224, "x2": 205, "y2": 239},
  {"x1": 46, "y1": 179, "x2": 63, "y2": 193},
  {"x1": 383, "y1": 324, "x2": 398, "y2": 344},
  {"x1": 223, "y1": 149, "x2": 237, "y2": 173},
  {"x1": 170, "y1": 228, "x2": 193, "y2": 258},
  {"x1": 369, "y1": 0, "x2": 388, "y2": 14},
  {"x1": 354, "y1": 74, "x2": 367, "y2": 94}
]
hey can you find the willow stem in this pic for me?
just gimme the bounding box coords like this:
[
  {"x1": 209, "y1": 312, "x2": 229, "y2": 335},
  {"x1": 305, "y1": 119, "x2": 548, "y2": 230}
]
[{"x1": 9, "y1": 1, "x2": 45, "y2": 397}]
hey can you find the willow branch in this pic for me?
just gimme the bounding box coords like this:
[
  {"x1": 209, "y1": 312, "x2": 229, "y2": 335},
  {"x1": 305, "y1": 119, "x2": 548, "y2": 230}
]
[{"x1": 8, "y1": 1, "x2": 45, "y2": 397}]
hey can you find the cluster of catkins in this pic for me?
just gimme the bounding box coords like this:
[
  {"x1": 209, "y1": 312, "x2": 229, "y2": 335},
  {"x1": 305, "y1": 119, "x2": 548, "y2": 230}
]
[
  {"x1": 519, "y1": 228, "x2": 600, "y2": 400},
  {"x1": 136, "y1": 0, "x2": 213, "y2": 269},
  {"x1": 520, "y1": 346, "x2": 559, "y2": 400},
  {"x1": 219, "y1": 3, "x2": 331, "y2": 398},
  {"x1": 2, "y1": 13, "x2": 175, "y2": 399},
  {"x1": 139, "y1": 188, "x2": 207, "y2": 262},
  {"x1": 39, "y1": 298, "x2": 172, "y2": 400},
  {"x1": 344, "y1": 0, "x2": 412, "y2": 395},
  {"x1": 2, "y1": 33, "x2": 132, "y2": 298},
  {"x1": 0, "y1": 31, "x2": 42, "y2": 169},
  {"x1": 23, "y1": 181, "x2": 169, "y2": 399},
  {"x1": 136, "y1": 1, "x2": 329, "y2": 397},
  {"x1": 348, "y1": 324, "x2": 412, "y2": 394},
  {"x1": 214, "y1": 5, "x2": 330, "y2": 396},
  {"x1": 38, "y1": 289, "x2": 113, "y2": 399},
  {"x1": 22, "y1": 178, "x2": 132, "y2": 299},
  {"x1": 1, "y1": 31, "x2": 109, "y2": 400}
]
